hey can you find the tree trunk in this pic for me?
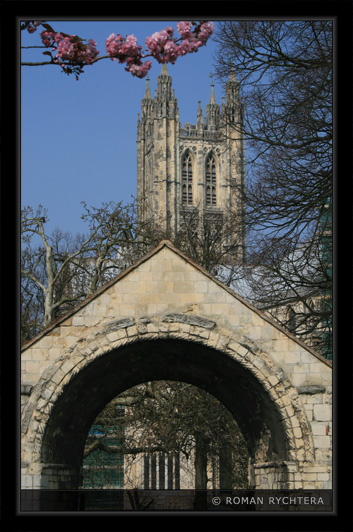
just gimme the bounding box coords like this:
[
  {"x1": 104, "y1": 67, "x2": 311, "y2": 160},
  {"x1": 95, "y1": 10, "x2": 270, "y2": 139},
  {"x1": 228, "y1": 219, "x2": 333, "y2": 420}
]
[
  {"x1": 219, "y1": 446, "x2": 233, "y2": 489},
  {"x1": 194, "y1": 432, "x2": 208, "y2": 510}
]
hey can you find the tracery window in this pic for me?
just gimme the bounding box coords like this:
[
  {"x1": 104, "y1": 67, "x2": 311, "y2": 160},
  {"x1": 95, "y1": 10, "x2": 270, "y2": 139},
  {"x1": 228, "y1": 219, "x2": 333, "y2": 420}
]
[
  {"x1": 206, "y1": 153, "x2": 217, "y2": 206},
  {"x1": 182, "y1": 151, "x2": 193, "y2": 205}
]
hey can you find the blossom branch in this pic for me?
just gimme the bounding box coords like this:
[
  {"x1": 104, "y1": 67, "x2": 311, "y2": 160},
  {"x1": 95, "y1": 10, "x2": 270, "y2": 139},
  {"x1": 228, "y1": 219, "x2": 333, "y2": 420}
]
[{"x1": 21, "y1": 20, "x2": 214, "y2": 79}]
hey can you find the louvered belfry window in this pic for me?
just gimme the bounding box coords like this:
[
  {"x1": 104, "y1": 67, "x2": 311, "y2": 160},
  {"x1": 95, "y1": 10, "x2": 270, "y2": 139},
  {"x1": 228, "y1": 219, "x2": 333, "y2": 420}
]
[
  {"x1": 206, "y1": 154, "x2": 217, "y2": 206},
  {"x1": 182, "y1": 152, "x2": 193, "y2": 205}
]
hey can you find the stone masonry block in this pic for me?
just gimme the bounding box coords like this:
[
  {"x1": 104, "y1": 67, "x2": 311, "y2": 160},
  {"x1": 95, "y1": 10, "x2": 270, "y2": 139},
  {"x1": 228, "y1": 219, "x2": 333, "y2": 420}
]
[
  {"x1": 25, "y1": 361, "x2": 41, "y2": 375},
  {"x1": 38, "y1": 336, "x2": 53, "y2": 349},
  {"x1": 72, "y1": 316, "x2": 85, "y2": 326},
  {"x1": 313, "y1": 404, "x2": 332, "y2": 422},
  {"x1": 267, "y1": 375, "x2": 280, "y2": 387},
  {"x1": 313, "y1": 435, "x2": 331, "y2": 449}
]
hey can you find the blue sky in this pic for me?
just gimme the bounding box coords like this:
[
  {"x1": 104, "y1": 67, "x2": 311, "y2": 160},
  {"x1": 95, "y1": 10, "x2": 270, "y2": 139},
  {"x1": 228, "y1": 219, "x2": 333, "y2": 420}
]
[{"x1": 21, "y1": 20, "x2": 225, "y2": 237}]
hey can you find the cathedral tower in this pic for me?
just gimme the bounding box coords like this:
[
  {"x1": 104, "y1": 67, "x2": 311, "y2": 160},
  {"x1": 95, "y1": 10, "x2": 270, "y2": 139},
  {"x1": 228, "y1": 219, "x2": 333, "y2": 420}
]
[{"x1": 137, "y1": 65, "x2": 246, "y2": 262}]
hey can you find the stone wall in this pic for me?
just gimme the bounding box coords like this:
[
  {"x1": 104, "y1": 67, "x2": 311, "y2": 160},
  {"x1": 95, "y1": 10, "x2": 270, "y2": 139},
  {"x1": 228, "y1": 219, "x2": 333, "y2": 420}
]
[{"x1": 21, "y1": 241, "x2": 332, "y2": 492}]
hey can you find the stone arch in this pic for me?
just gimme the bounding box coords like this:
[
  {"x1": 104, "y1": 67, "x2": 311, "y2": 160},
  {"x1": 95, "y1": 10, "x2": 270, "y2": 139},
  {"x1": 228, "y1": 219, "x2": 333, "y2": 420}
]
[{"x1": 22, "y1": 317, "x2": 315, "y2": 491}]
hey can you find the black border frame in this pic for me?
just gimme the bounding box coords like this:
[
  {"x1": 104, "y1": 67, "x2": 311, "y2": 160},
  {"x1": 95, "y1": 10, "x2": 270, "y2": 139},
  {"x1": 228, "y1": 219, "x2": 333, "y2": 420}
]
[{"x1": 2, "y1": 1, "x2": 352, "y2": 531}]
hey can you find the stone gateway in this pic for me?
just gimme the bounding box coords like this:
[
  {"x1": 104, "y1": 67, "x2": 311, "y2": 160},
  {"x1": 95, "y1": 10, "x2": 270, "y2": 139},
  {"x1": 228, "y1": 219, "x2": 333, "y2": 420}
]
[{"x1": 21, "y1": 240, "x2": 332, "y2": 496}]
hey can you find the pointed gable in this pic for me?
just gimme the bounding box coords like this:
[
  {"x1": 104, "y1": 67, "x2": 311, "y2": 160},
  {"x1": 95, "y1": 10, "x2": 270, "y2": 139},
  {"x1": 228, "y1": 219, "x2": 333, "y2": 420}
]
[{"x1": 22, "y1": 240, "x2": 330, "y2": 370}]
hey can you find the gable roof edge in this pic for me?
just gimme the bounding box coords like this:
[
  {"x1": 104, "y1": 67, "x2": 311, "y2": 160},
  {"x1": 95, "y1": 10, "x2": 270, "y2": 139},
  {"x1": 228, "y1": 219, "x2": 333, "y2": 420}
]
[
  {"x1": 21, "y1": 240, "x2": 332, "y2": 368},
  {"x1": 161, "y1": 242, "x2": 332, "y2": 368},
  {"x1": 21, "y1": 240, "x2": 169, "y2": 351}
]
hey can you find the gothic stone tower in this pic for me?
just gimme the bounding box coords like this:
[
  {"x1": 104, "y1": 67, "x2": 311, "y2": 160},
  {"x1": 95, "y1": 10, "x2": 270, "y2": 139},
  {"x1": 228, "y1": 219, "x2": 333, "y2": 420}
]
[{"x1": 137, "y1": 64, "x2": 246, "y2": 262}]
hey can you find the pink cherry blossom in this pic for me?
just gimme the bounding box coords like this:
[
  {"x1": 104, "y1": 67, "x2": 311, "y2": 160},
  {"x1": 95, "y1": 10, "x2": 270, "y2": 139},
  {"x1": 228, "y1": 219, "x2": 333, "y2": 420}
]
[
  {"x1": 106, "y1": 33, "x2": 123, "y2": 58},
  {"x1": 145, "y1": 29, "x2": 179, "y2": 63},
  {"x1": 41, "y1": 31, "x2": 52, "y2": 47},
  {"x1": 145, "y1": 32, "x2": 162, "y2": 55},
  {"x1": 84, "y1": 39, "x2": 99, "y2": 64},
  {"x1": 56, "y1": 37, "x2": 74, "y2": 61},
  {"x1": 197, "y1": 21, "x2": 214, "y2": 43},
  {"x1": 162, "y1": 40, "x2": 180, "y2": 63},
  {"x1": 176, "y1": 21, "x2": 193, "y2": 39},
  {"x1": 122, "y1": 34, "x2": 140, "y2": 54},
  {"x1": 145, "y1": 22, "x2": 214, "y2": 65},
  {"x1": 26, "y1": 21, "x2": 42, "y2": 34},
  {"x1": 106, "y1": 32, "x2": 151, "y2": 77},
  {"x1": 50, "y1": 33, "x2": 99, "y2": 65},
  {"x1": 127, "y1": 60, "x2": 153, "y2": 78},
  {"x1": 178, "y1": 39, "x2": 192, "y2": 56},
  {"x1": 54, "y1": 33, "x2": 63, "y2": 43},
  {"x1": 106, "y1": 33, "x2": 138, "y2": 63}
]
